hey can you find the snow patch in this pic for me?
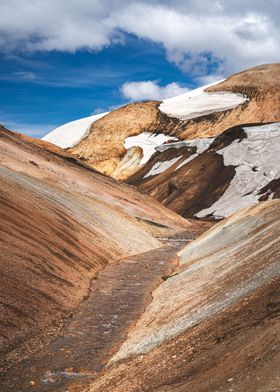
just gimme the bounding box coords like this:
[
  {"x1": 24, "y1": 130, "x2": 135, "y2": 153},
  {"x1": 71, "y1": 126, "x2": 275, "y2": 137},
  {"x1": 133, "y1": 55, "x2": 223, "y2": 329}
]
[
  {"x1": 42, "y1": 112, "x2": 109, "y2": 149},
  {"x1": 155, "y1": 138, "x2": 213, "y2": 172},
  {"x1": 156, "y1": 138, "x2": 213, "y2": 153},
  {"x1": 175, "y1": 155, "x2": 197, "y2": 171},
  {"x1": 143, "y1": 156, "x2": 182, "y2": 179},
  {"x1": 196, "y1": 122, "x2": 280, "y2": 219},
  {"x1": 175, "y1": 138, "x2": 213, "y2": 170},
  {"x1": 159, "y1": 80, "x2": 248, "y2": 120},
  {"x1": 124, "y1": 132, "x2": 178, "y2": 165}
]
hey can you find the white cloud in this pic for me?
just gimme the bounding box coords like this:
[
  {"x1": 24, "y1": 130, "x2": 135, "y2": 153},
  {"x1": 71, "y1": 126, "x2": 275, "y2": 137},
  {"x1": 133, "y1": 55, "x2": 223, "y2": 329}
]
[
  {"x1": 121, "y1": 81, "x2": 189, "y2": 101},
  {"x1": 14, "y1": 71, "x2": 36, "y2": 80},
  {"x1": 91, "y1": 107, "x2": 106, "y2": 115},
  {"x1": 196, "y1": 74, "x2": 225, "y2": 86},
  {"x1": 0, "y1": 1, "x2": 279, "y2": 75}
]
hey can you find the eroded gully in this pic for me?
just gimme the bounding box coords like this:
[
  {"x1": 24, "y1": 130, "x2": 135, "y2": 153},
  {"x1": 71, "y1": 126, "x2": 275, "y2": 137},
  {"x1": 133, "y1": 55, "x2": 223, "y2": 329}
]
[{"x1": 0, "y1": 239, "x2": 191, "y2": 392}]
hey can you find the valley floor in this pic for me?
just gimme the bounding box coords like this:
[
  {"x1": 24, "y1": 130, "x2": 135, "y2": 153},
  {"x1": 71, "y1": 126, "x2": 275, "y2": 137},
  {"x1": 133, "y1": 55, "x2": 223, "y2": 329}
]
[{"x1": 0, "y1": 239, "x2": 191, "y2": 392}]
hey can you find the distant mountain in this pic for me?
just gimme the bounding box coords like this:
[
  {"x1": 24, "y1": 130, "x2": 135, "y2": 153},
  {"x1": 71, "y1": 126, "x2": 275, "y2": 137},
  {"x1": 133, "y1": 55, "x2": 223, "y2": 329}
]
[{"x1": 43, "y1": 63, "x2": 280, "y2": 181}]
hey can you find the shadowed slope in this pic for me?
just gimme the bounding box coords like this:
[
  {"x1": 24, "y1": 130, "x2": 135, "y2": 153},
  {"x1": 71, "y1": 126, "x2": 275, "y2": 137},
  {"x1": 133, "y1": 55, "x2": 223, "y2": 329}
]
[{"x1": 128, "y1": 122, "x2": 280, "y2": 219}]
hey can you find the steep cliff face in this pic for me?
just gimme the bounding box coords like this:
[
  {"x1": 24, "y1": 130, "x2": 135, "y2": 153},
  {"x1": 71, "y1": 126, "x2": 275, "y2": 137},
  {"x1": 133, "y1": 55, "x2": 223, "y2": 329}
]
[
  {"x1": 43, "y1": 64, "x2": 280, "y2": 180},
  {"x1": 88, "y1": 200, "x2": 280, "y2": 392}
]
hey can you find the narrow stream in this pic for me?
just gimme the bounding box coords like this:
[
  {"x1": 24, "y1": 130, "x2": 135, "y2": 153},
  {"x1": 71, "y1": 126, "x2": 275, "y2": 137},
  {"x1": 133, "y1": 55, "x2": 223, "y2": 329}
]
[{"x1": 0, "y1": 246, "x2": 180, "y2": 392}]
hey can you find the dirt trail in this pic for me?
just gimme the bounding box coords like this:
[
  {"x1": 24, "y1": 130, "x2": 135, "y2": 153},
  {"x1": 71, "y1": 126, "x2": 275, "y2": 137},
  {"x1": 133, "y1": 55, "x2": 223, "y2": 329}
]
[{"x1": 0, "y1": 245, "x2": 182, "y2": 392}]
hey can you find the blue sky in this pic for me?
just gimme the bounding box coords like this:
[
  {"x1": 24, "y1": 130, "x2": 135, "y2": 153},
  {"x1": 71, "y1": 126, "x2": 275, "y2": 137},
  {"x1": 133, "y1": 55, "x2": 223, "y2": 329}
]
[
  {"x1": 0, "y1": 36, "x2": 200, "y2": 138},
  {"x1": 0, "y1": 0, "x2": 279, "y2": 138}
]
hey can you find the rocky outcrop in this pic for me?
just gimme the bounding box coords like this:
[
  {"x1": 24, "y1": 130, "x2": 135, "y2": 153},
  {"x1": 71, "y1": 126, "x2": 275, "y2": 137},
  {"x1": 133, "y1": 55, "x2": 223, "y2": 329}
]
[{"x1": 111, "y1": 146, "x2": 143, "y2": 180}]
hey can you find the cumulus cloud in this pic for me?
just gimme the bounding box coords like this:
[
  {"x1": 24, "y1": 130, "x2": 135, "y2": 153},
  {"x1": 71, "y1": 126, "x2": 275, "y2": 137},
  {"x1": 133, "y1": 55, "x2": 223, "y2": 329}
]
[
  {"x1": 122, "y1": 81, "x2": 189, "y2": 101},
  {"x1": 0, "y1": 1, "x2": 279, "y2": 74}
]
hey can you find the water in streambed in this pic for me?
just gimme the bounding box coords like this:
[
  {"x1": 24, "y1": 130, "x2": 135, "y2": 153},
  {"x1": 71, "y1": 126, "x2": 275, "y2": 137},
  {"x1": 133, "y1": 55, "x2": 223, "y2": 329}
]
[{"x1": 0, "y1": 246, "x2": 179, "y2": 392}]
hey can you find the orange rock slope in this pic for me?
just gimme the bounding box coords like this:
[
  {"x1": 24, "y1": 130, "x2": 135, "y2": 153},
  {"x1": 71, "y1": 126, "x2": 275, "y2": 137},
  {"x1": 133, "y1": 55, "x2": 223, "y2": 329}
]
[
  {"x1": 0, "y1": 125, "x2": 194, "y2": 374},
  {"x1": 69, "y1": 101, "x2": 179, "y2": 177},
  {"x1": 178, "y1": 63, "x2": 280, "y2": 139},
  {"x1": 0, "y1": 124, "x2": 279, "y2": 392}
]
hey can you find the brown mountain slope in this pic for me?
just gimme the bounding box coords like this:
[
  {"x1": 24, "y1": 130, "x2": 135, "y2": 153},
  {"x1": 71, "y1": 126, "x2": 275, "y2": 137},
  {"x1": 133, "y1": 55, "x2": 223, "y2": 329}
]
[
  {"x1": 66, "y1": 63, "x2": 280, "y2": 179},
  {"x1": 0, "y1": 125, "x2": 198, "y2": 375},
  {"x1": 178, "y1": 63, "x2": 280, "y2": 139},
  {"x1": 88, "y1": 200, "x2": 280, "y2": 392},
  {"x1": 69, "y1": 101, "x2": 179, "y2": 177}
]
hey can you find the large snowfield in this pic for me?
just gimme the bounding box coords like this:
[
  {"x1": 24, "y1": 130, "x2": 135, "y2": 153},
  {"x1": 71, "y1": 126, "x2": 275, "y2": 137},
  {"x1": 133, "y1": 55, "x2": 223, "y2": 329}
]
[
  {"x1": 42, "y1": 112, "x2": 108, "y2": 148},
  {"x1": 159, "y1": 80, "x2": 248, "y2": 120},
  {"x1": 196, "y1": 122, "x2": 280, "y2": 219},
  {"x1": 143, "y1": 138, "x2": 213, "y2": 179}
]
